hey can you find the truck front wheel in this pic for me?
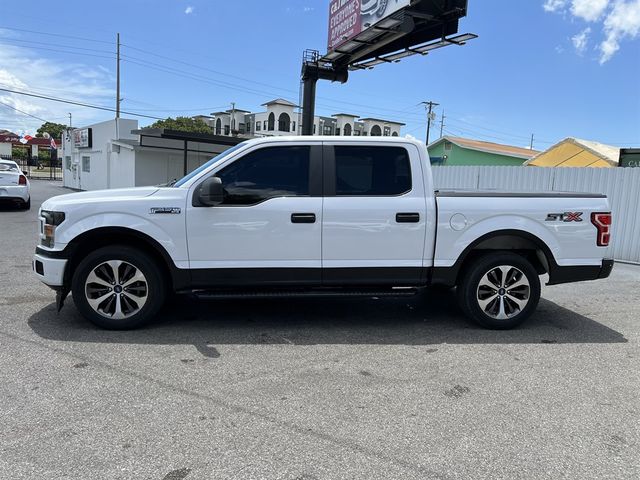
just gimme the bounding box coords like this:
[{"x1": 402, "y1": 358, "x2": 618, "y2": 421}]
[
  {"x1": 457, "y1": 253, "x2": 541, "y2": 329},
  {"x1": 71, "y1": 246, "x2": 167, "y2": 329}
]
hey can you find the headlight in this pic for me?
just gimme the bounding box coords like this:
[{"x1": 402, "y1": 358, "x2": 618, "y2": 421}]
[{"x1": 40, "y1": 210, "x2": 65, "y2": 248}]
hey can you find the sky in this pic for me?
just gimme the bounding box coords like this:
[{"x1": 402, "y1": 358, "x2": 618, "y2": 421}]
[{"x1": 0, "y1": 0, "x2": 638, "y2": 150}]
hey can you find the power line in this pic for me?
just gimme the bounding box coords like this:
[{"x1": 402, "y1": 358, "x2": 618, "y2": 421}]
[
  {"x1": 0, "y1": 37, "x2": 115, "y2": 55},
  {"x1": 0, "y1": 100, "x2": 50, "y2": 123},
  {"x1": 0, "y1": 41, "x2": 115, "y2": 60},
  {"x1": 0, "y1": 87, "x2": 163, "y2": 120},
  {"x1": 0, "y1": 25, "x2": 113, "y2": 44}
]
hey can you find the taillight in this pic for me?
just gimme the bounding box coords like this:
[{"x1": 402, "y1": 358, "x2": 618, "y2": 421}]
[
  {"x1": 18, "y1": 175, "x2": 27, "y2": 185},
  {"x1": 591, "y1": 212, "x2": 611, "y2": 247}
]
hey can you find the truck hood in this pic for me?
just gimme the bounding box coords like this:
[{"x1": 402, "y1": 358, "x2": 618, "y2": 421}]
[{"x1": 41, "y1": 187, "x2": 160, "y2": 211}]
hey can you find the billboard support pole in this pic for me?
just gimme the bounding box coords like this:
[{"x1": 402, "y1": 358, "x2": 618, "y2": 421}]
[{"x1": 301, "y1": 50, "x2": 348, "y2": 136}]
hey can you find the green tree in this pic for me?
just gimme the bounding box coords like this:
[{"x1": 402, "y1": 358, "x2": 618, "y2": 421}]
[
  {"x1": 36, "y1": 122, "x2": 67, "y2": 139},
  {"x1": 11, "y1": 147, "x2": 27, "y2": 160},
  {"x1": 148, "y1": 116, "x2": 213, "y2": 134}
]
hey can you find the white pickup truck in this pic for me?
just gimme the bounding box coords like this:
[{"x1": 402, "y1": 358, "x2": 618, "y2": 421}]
[{"x1": 33, "y1": 137, "x2": 613, "y2": 330}]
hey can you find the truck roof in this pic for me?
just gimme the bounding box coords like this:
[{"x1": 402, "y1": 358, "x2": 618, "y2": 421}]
[{"x1": 244, "y1": 136, "x2": 425, "y2": 148}]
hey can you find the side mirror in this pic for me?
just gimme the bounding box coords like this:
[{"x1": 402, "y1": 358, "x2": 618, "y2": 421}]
[{"x1": 195, "y1": 176, "x2": 224, "y2": 207}]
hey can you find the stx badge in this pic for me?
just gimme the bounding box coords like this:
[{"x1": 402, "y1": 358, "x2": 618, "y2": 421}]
[{"x1": 546, "y1": 212, "x2": 583, "y2": 222}]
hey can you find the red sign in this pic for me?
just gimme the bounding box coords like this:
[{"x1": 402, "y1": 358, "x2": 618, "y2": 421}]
[{"x1": 328, "y1": 0, "x2": 362, "y2": 51}]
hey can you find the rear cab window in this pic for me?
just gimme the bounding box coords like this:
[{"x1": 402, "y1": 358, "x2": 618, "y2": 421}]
[{"x1": 333, "y1": 145, "x2": 412, "y2": 196}]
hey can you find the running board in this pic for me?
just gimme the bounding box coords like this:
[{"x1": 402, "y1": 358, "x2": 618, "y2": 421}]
[{"x1": 189, "y1": 287, "x2": 420, "y2": 300}]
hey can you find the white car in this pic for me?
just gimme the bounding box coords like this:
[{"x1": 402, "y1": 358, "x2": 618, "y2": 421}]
[
  {"x1": 0, "y1": 160, "x2": 30, "y2": 210},
  {"x1": 33, "y1": 137, "x2": 613, "y2": 330}
]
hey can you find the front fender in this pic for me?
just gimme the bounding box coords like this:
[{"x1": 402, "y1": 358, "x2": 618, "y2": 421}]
[{"x1": 56, "y1": 212, "x2": 188, "y2": 268}]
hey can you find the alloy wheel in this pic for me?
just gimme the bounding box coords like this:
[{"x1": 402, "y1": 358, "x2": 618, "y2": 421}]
[
  {"x1": 476, "y1": 265, "x2": 531, "y2": 320},
  {"x1": 84, "y1": 260, "x2": 148, "y2": 319}
]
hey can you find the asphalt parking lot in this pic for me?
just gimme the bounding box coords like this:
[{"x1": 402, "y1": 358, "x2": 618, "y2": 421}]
[{"x1": 1, "y1": 181, "x2": 638, "y2": 480}]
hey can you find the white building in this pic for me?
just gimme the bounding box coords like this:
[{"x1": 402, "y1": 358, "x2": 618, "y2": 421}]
[
  {"x1": 61, "y1": 119, "x2": 241, "y2": 191},
  {"x1": 208, "y1": 99, "x2": 404, "y2": 138}
]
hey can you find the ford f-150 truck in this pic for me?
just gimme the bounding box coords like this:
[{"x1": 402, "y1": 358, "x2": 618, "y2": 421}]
[{"x1": 33, "y1": 137, "x2": 613, "y2": 330}]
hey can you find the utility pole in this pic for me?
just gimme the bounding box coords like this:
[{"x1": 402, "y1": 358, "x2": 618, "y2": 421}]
[
  {"x1": 230, "y1": 102, "x2": 236, "y2": 135},
  {"x1": 421, "y1": 101, "x2": 439, "y2": 145},
  {"x1": 439, "y1": 109, "x2": 446, "y2": 138},
  {"x1": 68, "y1": 113, "x2": 72, "y2": 128},
  {"x1": 116, "y1": 33, "x2": 121, "y2": 119},
  {"x1": 530, "y1": 133, "x2": 535, "y2": 150}
]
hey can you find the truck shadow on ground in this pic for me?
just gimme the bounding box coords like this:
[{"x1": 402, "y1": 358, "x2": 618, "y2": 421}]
[{"x1": 27, "y1": 289, "x2": 627, "y2": 357}]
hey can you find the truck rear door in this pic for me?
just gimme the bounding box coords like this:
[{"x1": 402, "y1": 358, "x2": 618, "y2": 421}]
[{"x1": 321, "y1": 142, "x2": 427, "y2": 285}]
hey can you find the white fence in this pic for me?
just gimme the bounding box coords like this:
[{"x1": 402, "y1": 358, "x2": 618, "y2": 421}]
[{"x1": 432, "y1": 166, "x2": 640, "y2": 264}]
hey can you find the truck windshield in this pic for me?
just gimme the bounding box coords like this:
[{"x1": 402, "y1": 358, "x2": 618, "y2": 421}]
[{"x1": 172, "y1": 142, "x2": 248, "y2": 187}]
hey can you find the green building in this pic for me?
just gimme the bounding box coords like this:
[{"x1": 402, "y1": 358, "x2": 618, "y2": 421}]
[{"x1": 428, "y1": 136, "x2": 539, "y2": 166}]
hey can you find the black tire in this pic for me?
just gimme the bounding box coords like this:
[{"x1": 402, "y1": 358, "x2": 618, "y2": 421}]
[
  {"x1": 457, "y1": 252, "x2": 541, "y2": 330},
  {"x1": 71, "y1": 245, "x2": 167, "y2": 329},
  {"x1": 22, "y1": 197, "x2": 31, "y2": 210}
]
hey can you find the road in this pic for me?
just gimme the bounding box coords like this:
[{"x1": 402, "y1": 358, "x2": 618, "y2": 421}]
[{"x1": 1, "y1": 181, "x2": 638, "y2": 480}]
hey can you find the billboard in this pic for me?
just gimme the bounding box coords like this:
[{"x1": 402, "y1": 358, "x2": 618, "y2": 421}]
[{"x1": 328, "y1": 0, "x2": 411, "y2": 51}]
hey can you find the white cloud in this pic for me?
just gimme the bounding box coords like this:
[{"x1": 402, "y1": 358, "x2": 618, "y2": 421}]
[
  {"x1": 185, "y1": 6, "x2": 194, "y2": 15},
  {"x1": 571, "y1": 0, "x2": 610, "y2": 21},
  {"x1": 599, "y1": 0, "x2": 640, "y2": 63},
  {"x1": 572, "y1": 27, "x2": 592, "y2": 53},
  {"x1": 0, "y1": 43, "x2": 114, "y2": 135},
  {"x1": 543, "y1": 0, "x2": 640, "y2": 63},
  {"x1": 544, "y1": 0, "x2": 569, "y2": 12}
]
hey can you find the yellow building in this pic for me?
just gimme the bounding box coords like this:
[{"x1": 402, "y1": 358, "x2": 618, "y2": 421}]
[{"x1": 526, "y1": 138, "x2": 619, "y2": 168}]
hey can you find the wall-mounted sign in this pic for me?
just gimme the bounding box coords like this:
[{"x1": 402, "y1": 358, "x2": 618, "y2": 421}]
[
  {"x1": 327, "y1": 0, "x2": 411, "y2": 52},
  {"x1": 73, "y1": 128, "x2": 92, "y2": 149},
  {"x1": 620, "y1": 149, "x2": 640, "y2": 168}
]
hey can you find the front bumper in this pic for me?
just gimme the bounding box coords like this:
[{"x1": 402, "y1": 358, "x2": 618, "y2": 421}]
[
  {"x1": 547, "y1": 259, "x2": 614, "y2": 286},
  {"x1": 33, "y1": 251, "x2": 67, "y2": 287}
]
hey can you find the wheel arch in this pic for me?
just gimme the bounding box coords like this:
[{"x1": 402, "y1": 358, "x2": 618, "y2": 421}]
[
  {"x1": 62, "y1": 227, "x2": 189, "y2": 291},
  {"x1": 430, "y1": 229, "x2": 559, "y2": 287}
]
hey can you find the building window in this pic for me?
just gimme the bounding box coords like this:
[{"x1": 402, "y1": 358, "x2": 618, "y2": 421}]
[
  {"x1": 278, "y1": 112, "x2": 291, "y2": 132},
  {"x1": 392, "y1": 132, "x2": 399, "y2": 137},
  {"x1": 334, "y1": 146, "x2": 411, "y2": 196},
  {"x1": 354, "y1": 130, "x2": 361, "y2": 136},
  {"x1": 245, "y1": 122, "x2": 250, "y2": 133},
  {"x1": 65, "y1": 156, "x2": 71, "y2": 170},
  {"x1": 216, "y1": 146, "x2": 310, "y2": 205},
  {"x1": 292, "y1": 121, "x2": 296, "y2": 133},
  {"x1": 344, "y1": 123, "x2": 352, "y2": 136},
  {"x1": 313, "y1": 124, "x2": 316, "y2": 134},
  {"x1": 268, "y1": 112, "x2": 275, "y2": 131},
  {"x1": 225, "y1": 125, "x2": 230, "y2": 135},
  {"x1": 256, "y1": 122, "x2": 261, "y2": 131},
  {"x1": 263, "y1": 121, "x2": 267, "y2": 130},
  {"x1": 82, "y1": 156, "x2": 90, "y2": 173},
  {"x1": 323, "y1": 125, "x2": 332, "y2": 135},
  {"x1": 215, "y1": 118, "x2": 222, "y2": 135},
  {"x1": 370, "y1": 125, "x2": 382, "y2": 136},
  {"x1": 336, "y1": 128, "x2": 341, "y2": 136},
  {"x1": 444, "y1": 141, "x2": 452, "y2": 151},
  {"x1": 383, "y1": 126, "x2": 391, "y2": 136}
]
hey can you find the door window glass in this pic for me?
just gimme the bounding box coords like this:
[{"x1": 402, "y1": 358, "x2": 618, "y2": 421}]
[
  {"x1": 334, "y1": 146, "x2": 411, "y2": 196},
  {"x1": 216, "y1": 146, "x2": 310, "y2": 205}
]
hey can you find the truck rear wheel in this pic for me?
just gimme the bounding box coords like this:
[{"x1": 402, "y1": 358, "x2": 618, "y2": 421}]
[
  {"x1": 457, "y1": 253, "x2": 541, "y2": 329},
  {"x1": 71, "y1": 246, "x2": 166, "y2": 329}
]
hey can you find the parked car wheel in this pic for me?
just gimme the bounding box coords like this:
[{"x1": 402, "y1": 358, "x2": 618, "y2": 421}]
[
  {"x1": 457, "y1": 253, "x2": 541, "y2": 329},
  {"x1": 22, "y1": 197, "x2": 31, "y2": 210},
  {"x1": 71, "y1": 246, "x2": 166, "y2": 329}
]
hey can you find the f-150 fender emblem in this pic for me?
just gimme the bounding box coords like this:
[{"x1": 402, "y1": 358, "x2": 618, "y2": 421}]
[
  {"x1": 149, "y1": 207, "x2": 181, "y2": 214},
  {"x1": 546, "y1": 212, "x2": 583, "y2": 222}
]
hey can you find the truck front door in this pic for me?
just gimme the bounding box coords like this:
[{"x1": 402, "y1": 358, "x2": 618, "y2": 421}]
[{"x1": 186, "y1": 143, "x2": 323, "y2": 287}]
